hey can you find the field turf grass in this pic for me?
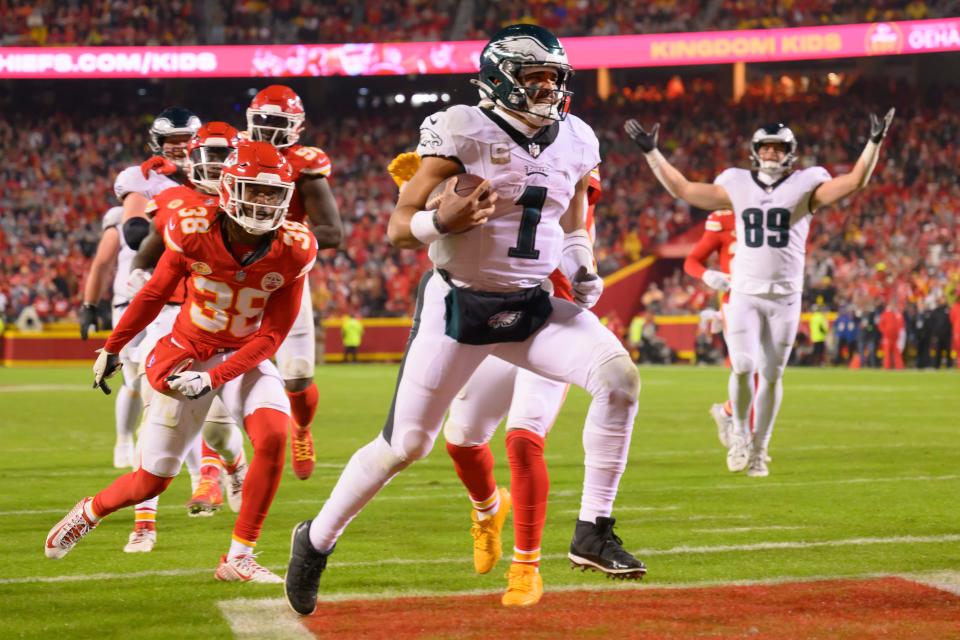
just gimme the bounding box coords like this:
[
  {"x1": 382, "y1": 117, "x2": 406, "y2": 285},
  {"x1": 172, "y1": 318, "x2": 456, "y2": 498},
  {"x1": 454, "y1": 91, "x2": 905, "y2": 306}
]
[{"x1": 0, "y1": 365, "x2": 958, "y2": 638}]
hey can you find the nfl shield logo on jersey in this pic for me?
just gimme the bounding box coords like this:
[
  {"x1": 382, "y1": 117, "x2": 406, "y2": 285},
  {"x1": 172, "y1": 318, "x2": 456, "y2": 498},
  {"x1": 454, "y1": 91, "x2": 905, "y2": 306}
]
[{"x1": 487, "y1": 310, "x2": 523, "y2": 329}]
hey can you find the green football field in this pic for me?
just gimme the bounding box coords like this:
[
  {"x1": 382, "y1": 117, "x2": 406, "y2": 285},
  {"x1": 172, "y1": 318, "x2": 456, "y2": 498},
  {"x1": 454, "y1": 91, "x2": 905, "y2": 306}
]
[{"x1": 1, "y1": 365, "x2": 958, "y2": 639}]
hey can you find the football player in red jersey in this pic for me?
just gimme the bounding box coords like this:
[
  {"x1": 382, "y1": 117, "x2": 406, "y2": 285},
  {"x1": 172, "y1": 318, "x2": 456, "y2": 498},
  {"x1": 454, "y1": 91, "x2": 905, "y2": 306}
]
[
  {"x1": 683, "y1": 210, "x2": 757, "y2": 457},
  {"x1": 246, "y1": 85, "x2": 342, "y2": 481},
  {"x1": 45, "y1": 141, "x2": 319, "y2": 583},
  {"x1": 119, "y1": 123, "x2": 250, "y2": 553}
]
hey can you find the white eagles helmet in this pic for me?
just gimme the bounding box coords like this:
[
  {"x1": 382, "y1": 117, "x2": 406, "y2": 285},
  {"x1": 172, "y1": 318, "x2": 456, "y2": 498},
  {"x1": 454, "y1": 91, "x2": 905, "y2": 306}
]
[{"x1": 750, "y1": 123, "x2": 797, "y2": 177}]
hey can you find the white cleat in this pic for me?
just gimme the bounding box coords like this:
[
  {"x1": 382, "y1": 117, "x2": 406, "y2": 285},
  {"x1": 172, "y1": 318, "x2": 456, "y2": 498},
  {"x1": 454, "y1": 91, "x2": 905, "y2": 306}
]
[
  {"x1": 123, "y1": 528, "x2": 157, "y2": 553},
  {"x1": 226, "y1": 461, "x2": 247, "y2": 513},
  {"x1": 726, "y1": 436, "x2": 751, "y2": 473},
  {"x1": 709, "y1": 403, "x2": 732, "y2": 448},
  {"x1": 747, "y1": 452, "x2": 769, "y2": 477},
  {"x1": 113, "y1": 441, "x2": 134, "y2": 469},
  {"x1": 214, "y1": 554, "x2": 283, "y2": 583},
  {"x1": 45, "y1": 497, "x2": 98, "y2": 559}
]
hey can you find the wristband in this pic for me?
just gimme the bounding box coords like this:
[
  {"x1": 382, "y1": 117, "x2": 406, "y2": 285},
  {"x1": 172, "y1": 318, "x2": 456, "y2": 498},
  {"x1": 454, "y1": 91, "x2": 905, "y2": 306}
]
[{"x1": 410, "y1": 209, "x2": 444, "y2": 245}]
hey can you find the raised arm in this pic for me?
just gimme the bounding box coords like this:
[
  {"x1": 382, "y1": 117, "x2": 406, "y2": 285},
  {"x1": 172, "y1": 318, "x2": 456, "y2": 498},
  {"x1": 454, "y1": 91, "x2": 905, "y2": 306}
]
[
  {"x1": 810, "y1": 108, "x2": 895, "y2": 211},
  {"x1": 624, "y1": 120, "x2": 732, "y2": 211}
]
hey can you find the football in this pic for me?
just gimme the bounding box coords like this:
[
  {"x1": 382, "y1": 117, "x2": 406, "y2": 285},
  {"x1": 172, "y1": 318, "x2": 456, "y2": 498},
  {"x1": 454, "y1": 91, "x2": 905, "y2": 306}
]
[{"x1": 425, "y1": 173, "x2": 487, "y2": 209}]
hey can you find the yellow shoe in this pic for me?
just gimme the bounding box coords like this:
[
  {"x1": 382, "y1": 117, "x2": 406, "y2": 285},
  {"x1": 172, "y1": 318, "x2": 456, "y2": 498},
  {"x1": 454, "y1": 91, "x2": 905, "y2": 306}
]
[
  {"x1": 501, "y1": 563, "x2": 543, "y2": 607},
  {"x1": 470, "y1": 487, "x2": 511, "y2": 574}
]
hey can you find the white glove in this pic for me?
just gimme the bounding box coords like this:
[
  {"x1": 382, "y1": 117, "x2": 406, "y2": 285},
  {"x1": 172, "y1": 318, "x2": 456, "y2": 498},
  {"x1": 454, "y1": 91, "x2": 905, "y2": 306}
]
[
  {"x1": 92, "y1": 348, "x2": 122, "y2": 395},
  {"x1": 127, "y1": 268, "x2": 152, "y2": 297},
  {"x1": 166, "y1": 370, "x2": 212, "y2": 399},
  {"x1": 572, "y1": 266, "x2": 604, "y2": 309},
  {"x1": 702, "y1": 269, "x2": 731, "y2": 292}
]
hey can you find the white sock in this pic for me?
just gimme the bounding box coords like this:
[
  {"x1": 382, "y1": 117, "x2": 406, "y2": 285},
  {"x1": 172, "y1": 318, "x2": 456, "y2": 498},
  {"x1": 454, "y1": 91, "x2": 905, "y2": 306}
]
[
  {"x1": 228, "y1": 539, "x2": 254, "y2": 559},
  {"x1": 752, "y1": 376, "x2": 783, "y2": 453},
  {"x1": 728, "y1": 370, "x2": 755, "y2": 441},
  {"x1": 472, "y1": 489, "x2": 500, "y2": 521},
  {"x1": 309, "y1": 437, "x2": 406, "y2": 553},
  {"x1": 115, "y1": 385, "x2": 141, "y2": 443}
]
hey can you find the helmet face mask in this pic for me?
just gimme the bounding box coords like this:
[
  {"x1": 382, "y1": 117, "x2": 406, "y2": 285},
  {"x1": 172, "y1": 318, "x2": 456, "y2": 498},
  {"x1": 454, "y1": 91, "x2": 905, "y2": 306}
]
[
  {"x1": 750, "y1": 123, "x2": 798, "y2": 177},
  {"x1": 477, "y1": 24, "x2": 573, "y2": 127},
  {"x1": 185, "y1": 122, "x2": 240, "y2": 195},
  {"x1": 218, "y1": 141, "x2": 295, "y2": 235},
  {"x1": 246, "y1": 85, "x2": 306, "y2": 148},
  {"x1": 149, "y1": 107, "x2": 201, "y2": 168}
]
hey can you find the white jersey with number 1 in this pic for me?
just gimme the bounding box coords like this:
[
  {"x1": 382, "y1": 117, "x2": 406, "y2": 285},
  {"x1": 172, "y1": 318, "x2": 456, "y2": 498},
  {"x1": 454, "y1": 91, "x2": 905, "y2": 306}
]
[
  {"x1": 715, "y1": 166, "x2": 830, "y2": 295},
  {"x1": 416, "y1": 105, "x2": 600, "y2": 292}
]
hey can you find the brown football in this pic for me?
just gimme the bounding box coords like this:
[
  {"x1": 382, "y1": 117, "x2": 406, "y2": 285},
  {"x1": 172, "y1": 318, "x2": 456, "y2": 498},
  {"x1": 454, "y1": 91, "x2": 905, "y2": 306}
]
[{"x1": 425, "y1": 173, "x2": 487, "y2": 210}]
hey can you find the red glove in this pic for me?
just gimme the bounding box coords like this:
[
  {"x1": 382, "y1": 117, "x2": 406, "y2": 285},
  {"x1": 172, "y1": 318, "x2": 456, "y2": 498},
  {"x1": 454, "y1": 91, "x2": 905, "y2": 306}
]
[{"x1": 140, "y1": 156, "x2": 177, "y2": 178}]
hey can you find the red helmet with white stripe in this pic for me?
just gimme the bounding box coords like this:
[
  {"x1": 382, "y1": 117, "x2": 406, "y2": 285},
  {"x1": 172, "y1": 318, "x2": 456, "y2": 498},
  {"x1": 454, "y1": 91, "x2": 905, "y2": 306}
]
[
  {"x1": 186, "y1": 122, "x2": 240, "y2": 195},
  {"x1": 246, "y1": 85, "x2": 305, "y2": 148},
  {"x1": 218, "y1": 141, "x2": 295, "y2": 235}
]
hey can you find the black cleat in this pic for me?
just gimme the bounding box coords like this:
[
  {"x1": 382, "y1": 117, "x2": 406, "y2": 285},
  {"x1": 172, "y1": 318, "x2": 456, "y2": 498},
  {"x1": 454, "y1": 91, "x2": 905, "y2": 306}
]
[
  {"x1": 285, "y1": 520, "x2": 333, "y2": 615},
  {"x1": 568, "y1": 516, "x2": 646, "y2": 580}
]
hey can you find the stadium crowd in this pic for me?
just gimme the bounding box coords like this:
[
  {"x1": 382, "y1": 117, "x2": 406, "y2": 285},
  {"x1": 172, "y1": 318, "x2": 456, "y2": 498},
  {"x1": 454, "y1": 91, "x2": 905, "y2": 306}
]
[
  {"x1": 3, "y1": 0, "x2": 950, "y2": 47},
  {"x1": 0, "y1": 80, "x2": 956, "y2": 365}
]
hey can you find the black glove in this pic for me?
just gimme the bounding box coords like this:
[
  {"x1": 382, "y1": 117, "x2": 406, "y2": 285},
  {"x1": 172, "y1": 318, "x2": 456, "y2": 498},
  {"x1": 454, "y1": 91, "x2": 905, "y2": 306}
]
[
  {"x1": 79, "y1": 303, "x2": 99, "y2": 340},
  {"x1": 869, "y1": 108, "x2": 895, "y2": 143},
  {"x1": 624, "y1": 119, "x2": 660, "y2": 153}
]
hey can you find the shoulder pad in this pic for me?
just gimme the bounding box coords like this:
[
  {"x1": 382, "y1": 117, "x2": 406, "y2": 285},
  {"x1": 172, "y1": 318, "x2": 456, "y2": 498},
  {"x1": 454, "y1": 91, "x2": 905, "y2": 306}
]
[
  {"x1": 114, "y1": 166, "x2": 148, "y2": 201},
  {"x1": 101, "y1": 206, "x2": 124, "y2": 230},
  {"x1": 278, "y1": 221, "x2": 319, "y2": 278},
  {"x1": 288, "y1": 146, "x2": 332, "y2": 178}
]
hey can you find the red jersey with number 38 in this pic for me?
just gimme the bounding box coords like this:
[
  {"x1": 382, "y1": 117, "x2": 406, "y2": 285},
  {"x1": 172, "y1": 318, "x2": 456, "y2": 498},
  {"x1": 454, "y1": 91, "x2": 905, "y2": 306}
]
[
  {"x1": 283, "y1": 144, "x2": 332, "y2": 224},
  {"x1": 146, "y1": 184, "x2": 220, "y2": 305},
  {"x1": 105, "y1": 202, "x2": 318, "y2": 388}
]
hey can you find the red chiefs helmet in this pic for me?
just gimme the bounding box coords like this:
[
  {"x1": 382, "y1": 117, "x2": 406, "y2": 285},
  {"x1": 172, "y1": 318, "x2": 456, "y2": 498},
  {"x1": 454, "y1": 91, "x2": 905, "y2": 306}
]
[
  {"x1": 185, "y1": 122, "x2": 240, "y2": 195},
  {"x1": 219, "y1": 141, "x2": 295, "y2": 235},
  {"x1": 246, "y1": 85, "x2": 305, "y2": 148}
]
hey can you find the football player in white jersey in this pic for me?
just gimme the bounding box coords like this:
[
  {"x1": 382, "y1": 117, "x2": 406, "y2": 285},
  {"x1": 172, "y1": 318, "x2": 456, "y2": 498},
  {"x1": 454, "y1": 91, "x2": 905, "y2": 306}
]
[
  {"x1": 286, "y1": 25, "x2": 644, "y2": 615},
  {"x1": 625, "y1": 109, "x2": 895, "y2": 477},
  {"x1": 79, "y1": 206, "x2": 150, "y2": 469}
]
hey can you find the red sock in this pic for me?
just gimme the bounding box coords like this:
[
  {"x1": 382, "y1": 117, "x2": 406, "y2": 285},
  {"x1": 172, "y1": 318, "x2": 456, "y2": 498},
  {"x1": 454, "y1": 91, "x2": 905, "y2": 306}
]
[
  {"x1": 287, "y1": 383, "x2": 319, "y2": 430},
  {"x1": 446, "y1": 441, "x2": 497, "y2": 504},
  {"x1": 506, "y1": 430, "x2": 548, "y2": 562},
  {"x1": 232, "y1": 408, "x2": 287, "y2": 545},
  {"x1": 92, "y1": 469, "x2": 173, "y2": 518},
  {"x1": 200, "y1": 439, "x2": 223, "y2": 478}
]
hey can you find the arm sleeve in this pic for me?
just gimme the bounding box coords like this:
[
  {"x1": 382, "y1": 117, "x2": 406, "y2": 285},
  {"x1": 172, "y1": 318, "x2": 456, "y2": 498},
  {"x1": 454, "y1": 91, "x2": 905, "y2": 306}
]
[
  {"x1": 300, "y1": 148, "x2": 332, "y2": 177},
  {"x1": 416, "y1": 110, "x2": 460, "y2": 160},
  {"x1": 104, "y1": 249, "x2": 186, "y2": 352},
  {"x1": 207, "y1": 275, "x2": 306, "y2": 388},
  {"x1": 683, "y1": 231, "x2": 723, "y2": 280},
  {"x1": 713, "y1": 167, "x2": 738, "y2": 188}
]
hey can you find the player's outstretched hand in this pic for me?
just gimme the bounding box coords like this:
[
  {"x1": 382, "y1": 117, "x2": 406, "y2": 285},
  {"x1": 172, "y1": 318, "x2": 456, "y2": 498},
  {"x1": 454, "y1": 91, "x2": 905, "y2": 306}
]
[
  {"x1": 702, "y1": 269, "x2": 732, "y2": 292},
  {"x1": 869, "y1": 108, "x2": 895, "y2": 143},
  {"x1": 624, "y1": 120, "x2": 660, "y2": 153},
  {"x1": 140, "y1": 156, "x2": 178, "y2": 178},
  {"x1": 79, "y1": 303, "x2": 99, "y2": 340},
  {"x1": 166, "y1": 370, "x2": 212, "y2": 399},
  {"x1": 92, "y1": 348, "x2": 122, "y2": 395},
  {"x1": 435, "y1": 179, "x2": 498, "y2": 234},
  {"x1": 572, "y1": 266, "x2": 604, "y2": 309}
]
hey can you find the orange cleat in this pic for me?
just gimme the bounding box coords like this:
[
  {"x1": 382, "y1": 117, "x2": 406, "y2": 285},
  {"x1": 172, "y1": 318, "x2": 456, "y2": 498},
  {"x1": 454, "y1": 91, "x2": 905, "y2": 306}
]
[
  {"x1": 290, "y1": 421, "x2": 316, "y2": 480},
  {"x1": 186, "y1": 477, "x2": 223, "y2": 517}
]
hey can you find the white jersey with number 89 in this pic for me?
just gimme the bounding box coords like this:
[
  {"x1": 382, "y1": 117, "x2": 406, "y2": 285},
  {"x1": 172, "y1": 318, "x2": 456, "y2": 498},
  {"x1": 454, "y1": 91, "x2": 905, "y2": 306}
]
[
  {"x1": 714, "y1": 166, "x2": 831, "y2": 295},
  {"x1": 416, "y1": 105, "x2": 599, "y2": 292}
]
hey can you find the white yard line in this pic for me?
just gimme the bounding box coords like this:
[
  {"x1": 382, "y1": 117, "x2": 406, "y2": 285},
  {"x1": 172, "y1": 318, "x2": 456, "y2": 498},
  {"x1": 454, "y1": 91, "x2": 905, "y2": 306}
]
[
  {"x1": 906, "y1": 570, "x2": 960, "y2": 596},
  {"x1": 0, "y1": 384, "x2": 90, "y2": 393},
  {"x1": 6, "y1": 533, "x2": 959, "y2": 585},
  {"x1": 691, "y1": 525, "x2": 807, "y2": 533}
]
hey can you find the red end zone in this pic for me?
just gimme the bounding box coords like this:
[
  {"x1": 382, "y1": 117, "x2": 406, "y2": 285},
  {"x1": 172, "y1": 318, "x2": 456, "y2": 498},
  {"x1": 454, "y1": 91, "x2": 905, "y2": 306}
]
[{"x1": 302, "y1": 578, "x2": 960, "y2": 639}]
